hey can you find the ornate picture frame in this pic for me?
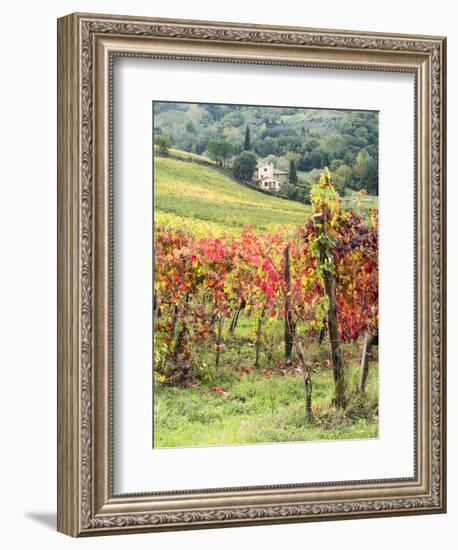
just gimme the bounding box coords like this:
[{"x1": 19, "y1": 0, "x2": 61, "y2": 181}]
[{"x1": 57, "y1": 12, "x2": 446, "y2": 536}]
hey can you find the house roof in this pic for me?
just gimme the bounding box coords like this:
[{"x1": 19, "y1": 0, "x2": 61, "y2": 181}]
[{"x1": 257, "y1": 163, "x2": 288, "y2": 175}]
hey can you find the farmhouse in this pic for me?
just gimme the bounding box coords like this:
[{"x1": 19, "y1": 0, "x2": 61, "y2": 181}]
[{"x1": 254, "y1": 162, "x2": 288, "y2": 192}]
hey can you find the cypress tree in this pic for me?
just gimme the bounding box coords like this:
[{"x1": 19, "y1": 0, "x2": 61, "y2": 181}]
[
  {"x1": 289, "y1": 159, "x2": 298, "y2": 185},
  {"x1": 244, "y1": 125, "x2": 251, "y2": 151}
]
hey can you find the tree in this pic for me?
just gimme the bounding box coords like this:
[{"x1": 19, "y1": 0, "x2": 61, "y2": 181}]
[
  {"x1": 206, "y1": 140, "x2": 233, "y2": 166},
  {"x1": 300, "y1": 149, "x2": 326, "y2": 171},
  {"x1": 195, "y1": 135, "x2": 210, "y2": 155},
  {"x1": 289, "y1": 159, "x2": 298, "y2": 185},
  {"x1": 219, "y1": 141, "x2": 234, "y2": 166},
  {"x1": 254, "y1": 136, "x2": 278, "y2": 157},
  {"x1": 366, "y1": 158, "x2": 379, "y2": 195},
  {"x1": 221, "y1": 110, "x2": 245, "y2": 128},
  {"x1": 207, "y1": 140, "x2": 221, "y2": 164},
  {"x1": 156, "y1": 133, "x2": 170, "y2": 155},
  {"x1": 354, "y1": 149, "x2": 373, "y2": 188},
  {"x1": 233, "y1": 151, "x2": 257, "y2": 181},
  {"x1": 296, "y1": 187, "x2": 309, "y2": 204},
  {"x1": 244, "y1": 125, "x2": 251, "y2": 150},
  {"x1": 322, "y1": 133, "x2": 345, "y2": 159},
  {"x1": 185, "y1": 120, "x2": 196, "y2": 134},
  {"x1": 283, "y1": 184, "x2": 298, "y2": 200},
  {"x1": 333, "y1": 163, "x2": 353, "y2": 194}
]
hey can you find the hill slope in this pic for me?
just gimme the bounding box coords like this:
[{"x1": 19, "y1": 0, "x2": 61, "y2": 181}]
[{"x1": 154, "y1": 156, "x2": 311, "y2": 237}]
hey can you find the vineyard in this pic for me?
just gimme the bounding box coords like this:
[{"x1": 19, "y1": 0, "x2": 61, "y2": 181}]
[{"x1": 153, "y1": 159, "x2": 379, "y2": 447}]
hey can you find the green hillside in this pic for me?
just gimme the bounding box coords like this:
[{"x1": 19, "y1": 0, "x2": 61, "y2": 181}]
[{"x1": 154, "y1": 156, "x2": 311, "y2": 237}]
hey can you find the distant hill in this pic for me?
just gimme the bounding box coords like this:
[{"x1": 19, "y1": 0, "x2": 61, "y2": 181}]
[
  {"x1": 153, "y1": 101, "x2": 379, "y2": 195},
  {"x1": 154, "y1": 156, "x2": 311, "y2": 237}
]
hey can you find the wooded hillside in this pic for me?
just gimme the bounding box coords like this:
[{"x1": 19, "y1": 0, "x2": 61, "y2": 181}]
[{"x1": 154, "y1": 102, "x2": 379, "y2": 195}]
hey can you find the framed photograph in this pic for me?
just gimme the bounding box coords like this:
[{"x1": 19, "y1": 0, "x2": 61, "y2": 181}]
[{"x1": 57, "y1": 13, "x2": 446, "y2": 536}]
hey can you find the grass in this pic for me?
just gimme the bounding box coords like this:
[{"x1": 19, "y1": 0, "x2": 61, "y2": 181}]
[
  {"x1": 154, "y1": 347, "x2": 378, "y2": 448},
  {"x1": 341, "y1": 191, "x2": 378, "y2": 212},
  {"x1": 154, "y1": 316, "x2": 378, "y2": 448},
  {"x1": 154, "y1": 156, "x2": 311, "y2": 236}
]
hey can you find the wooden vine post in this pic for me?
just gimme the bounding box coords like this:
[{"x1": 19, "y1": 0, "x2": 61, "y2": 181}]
[
  {"x1": 294, "y1": 340, "x2": 313, "y2": 422},
  {"x1": 215, "y1": 316, "x2": 224, "y2": 368},
  {"x1": 313, "y1": 212, "x2": 346, "y2": 408},
  {"x1": 283, "y1": 245, "x2": 295, "y2": 362},
  {"x1": 254, "y1": 308, "x2": 266, "y2": 368},
  {"x1": 229, "y1": 299, "x2": 245, "y2": 334},
  {"x1": 358, "y1": 331, "x2": 378, "y2": 393}
]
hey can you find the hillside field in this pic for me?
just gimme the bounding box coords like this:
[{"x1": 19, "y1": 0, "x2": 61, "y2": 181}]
[{"x1": 153, "y1": 156, "x2": 312, "y2": 237}]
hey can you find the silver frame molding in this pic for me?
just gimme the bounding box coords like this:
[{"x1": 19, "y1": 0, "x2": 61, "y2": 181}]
[{"x1": 57, "y1": 12, "x2": 446, "y2": 537}]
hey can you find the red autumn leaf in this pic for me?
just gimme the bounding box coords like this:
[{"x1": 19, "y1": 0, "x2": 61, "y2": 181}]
[
  {"x1": 240, "y1": 366, "x2": 254, "y2": 374},
  {"x1": 211, "y1": 386, "x2": 226, "y2": 396}
]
